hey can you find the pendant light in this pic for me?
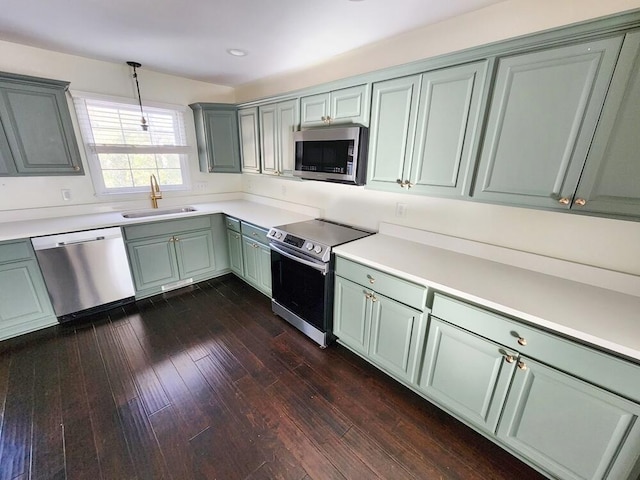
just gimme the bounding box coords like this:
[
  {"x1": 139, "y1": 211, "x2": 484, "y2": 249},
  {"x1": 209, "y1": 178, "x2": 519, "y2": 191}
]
[{"x1": 126, "y1": 61, "x2": 148, "y2": 131}]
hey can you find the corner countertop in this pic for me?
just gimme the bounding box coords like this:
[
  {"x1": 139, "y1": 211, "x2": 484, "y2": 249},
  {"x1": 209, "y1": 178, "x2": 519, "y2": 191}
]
[
  {"x1": 0, "y1": 200, "x2": 316, "y2": 242},
  {"x1": 334, "y1": 232, "x2": 640, "y2": 363}
]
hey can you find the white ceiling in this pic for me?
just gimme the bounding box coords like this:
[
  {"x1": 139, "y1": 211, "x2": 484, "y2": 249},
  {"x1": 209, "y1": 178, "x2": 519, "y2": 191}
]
[{"x1": 0, "y1": 0, "x2": 505, "y2": 86}]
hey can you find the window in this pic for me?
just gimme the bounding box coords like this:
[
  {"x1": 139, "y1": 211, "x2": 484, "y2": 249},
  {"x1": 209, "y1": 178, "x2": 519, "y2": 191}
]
[{"x1": 74, "y1": 93, "x2": 190, "y2": 195}]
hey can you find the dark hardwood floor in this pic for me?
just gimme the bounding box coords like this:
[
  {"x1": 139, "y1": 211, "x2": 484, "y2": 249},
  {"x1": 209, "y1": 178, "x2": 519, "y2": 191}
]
[{"x1": 0, "y1": 274, "x2": 546, "y2": 480}]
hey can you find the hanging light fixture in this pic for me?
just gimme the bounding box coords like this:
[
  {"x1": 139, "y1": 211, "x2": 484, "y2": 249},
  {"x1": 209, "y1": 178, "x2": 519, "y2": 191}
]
[{"x1": 126, "y1": 61, "x2": 148, "y2": 131}]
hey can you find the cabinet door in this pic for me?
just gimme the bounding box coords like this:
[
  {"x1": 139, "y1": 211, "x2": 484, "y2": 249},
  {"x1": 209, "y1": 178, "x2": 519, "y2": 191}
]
[
  {"x1": 259, "y1": 104, "x2": 278, "y2": 175},
  {"x1": 368, "y1": 292, "x2": 424, "y2": 383},
  {"x1": 0, "y1": 81, "x2": 83, "y2": 175},
  {"x1": 331, "y1": 85, "x2": 370, "y2": 126},
  {"x1": 257, "y1": 242, "x2": 272, "y2": 296},
  {"x1": 238, "y1": 107, "x2": 261, "y2": 173},
  {"x1": 174, "y1": 230, "x2": 216, "y2": 279},
  {"x1": 497, "y1": 357, "x2": 640, "y2": 480},
  {"x1": 0, "y1": 260, "x2": 55, "y2": 334},
  {"x1": 574, "y1": 31, "x2": 640, "y2": 218},
  {"x1": 203, "y1": 108, "x2": 241, "y2": 173},
  {"x1": 242, "y1": 235, "x2": 260, "y2": 288},
  {"x1": 277, "y1": 99, "x2": 299, "y2": 176},
  {"x1": 127, "y1": 236, "x2": 180, "y2": 292},
  {"x1": 473, "y1": 37, "x2": 623, "y2": 209},
  {"x1": 367, "y1": 75, "x2": 421, "y2": 191},
  {"x1": 333, "y1": 276, "x2": 371, "y2": 356},
  {"x1": 0, "y1": 123, "x2": 16, "y2": 175},
  {"x1": 300, "y1": 92, "x2": 330, "y2": 127},
  {"x1": 417, "y1": 317, "x2": 516, "y2": 434},
  {"x1": 409, "y1": 62, "x2": 488, "y2": 196},
  {"x1": 227, "y1": 229, "x2": 244, "y2": 277}
]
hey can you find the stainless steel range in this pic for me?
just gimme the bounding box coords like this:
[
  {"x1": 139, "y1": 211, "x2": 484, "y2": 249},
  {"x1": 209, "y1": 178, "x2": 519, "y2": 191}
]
[{"x1": 268, "y1": 219, "x2": 374, "y2": 347}]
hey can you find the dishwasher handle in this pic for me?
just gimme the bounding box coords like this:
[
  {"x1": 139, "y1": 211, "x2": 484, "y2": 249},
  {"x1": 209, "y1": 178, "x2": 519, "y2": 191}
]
[{"x1": 56, "y1": 236, "x2": 106, "y2": 247}]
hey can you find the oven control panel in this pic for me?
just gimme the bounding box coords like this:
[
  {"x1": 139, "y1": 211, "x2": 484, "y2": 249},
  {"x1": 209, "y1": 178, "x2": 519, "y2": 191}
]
[{"x1": 267, "y1": 227, "x2": 331, "y2": 262}]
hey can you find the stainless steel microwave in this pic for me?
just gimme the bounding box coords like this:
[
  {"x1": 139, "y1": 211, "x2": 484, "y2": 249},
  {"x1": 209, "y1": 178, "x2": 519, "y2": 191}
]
[{"x1": 293, "y1": 125, "x2": 368, "y2": 185}]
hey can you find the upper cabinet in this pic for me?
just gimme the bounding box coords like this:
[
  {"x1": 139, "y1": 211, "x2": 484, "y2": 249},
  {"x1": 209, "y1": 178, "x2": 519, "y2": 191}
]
[
  {"x1": 258, "y1": 99, "x2": 299, "y2": 176},
  {"x1": 573, "y1": 31, "x2": 640, "y2": 218},
  {"x1": 238, "y1": 107, "x2": 261, "y2": 173},
  {"x1": 300, "y1": 84, "x2": 370, "y2": 127},
  {"x1": 367, "y1": 61, "x2": 488, "y2": 196},
  {"x1": 0, "y1": 72, "x2": 84, "y2": 176},
  {"x1": 471, "y1": 36, "x2": 623, "y2": 210},
  {"x1": 190, "y1": 103, "x2": 241, "y2": 173}
]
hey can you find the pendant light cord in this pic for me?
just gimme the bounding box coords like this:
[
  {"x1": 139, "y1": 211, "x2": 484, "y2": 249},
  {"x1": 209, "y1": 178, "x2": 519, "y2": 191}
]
[{"x1": 127, "y1": 61, "x2": 148, "y2": 131}]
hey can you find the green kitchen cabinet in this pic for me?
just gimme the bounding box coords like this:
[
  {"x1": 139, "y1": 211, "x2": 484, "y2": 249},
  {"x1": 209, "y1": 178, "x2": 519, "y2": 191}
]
[
  {"x1": 417, "y1": 317, "x2": 517, "y2": 434},
  {"x1": 240, "y1": 222, "x2": 271, "y2": 296},
  {"x1": 472, "y1": 36, "x2": 623, "y2": 210},
  {"x1": 300, "y1": 84, "x2": 370, "y2": 127},
  {"x1": 367, "y1": 61, "x2": 488, "y2": 196},
  {"x1": 572, "y1": 31, "x2": 640, "y2": 218},
  {"x1": 0, "y1": 239, "x2": 56, "y2": 341},
  {"x1": 238, "y1": 107, "x2": 261, "y2": 173},
  {"x1": 124, "y1": 215, "x2": 229, "y2": 298},
  {"x1": 190, "y1": 103, "x2": 241, "y2": 173},
  {"x1": 333, "y1": 275, "x2": 371, "y2": 356},
  {"x1": 226, "y1": 228, "x2": 244, "y2": 277},
  {"x1": 497, "y1": 357, "x2": 640, "y2": 480},
  {"x1": 0, "y1": 72, "x2": 83, "y2": 176},
  {"x1": 259, "y1": 99, "x2": 299, "y2": 176},
  {"x1": 334, "y1": 257, "x2": 427, "y2": 384}
]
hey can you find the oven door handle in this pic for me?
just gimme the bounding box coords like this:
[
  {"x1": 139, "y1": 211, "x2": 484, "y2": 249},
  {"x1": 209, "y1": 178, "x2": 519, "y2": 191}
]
[{"x1": 269, "y1": 242, "x2": 329, "y2": 275}]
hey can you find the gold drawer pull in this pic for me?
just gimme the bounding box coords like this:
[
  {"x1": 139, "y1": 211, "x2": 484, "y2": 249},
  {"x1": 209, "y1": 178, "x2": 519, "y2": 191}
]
[
  {"x1": 366, "y1": 274, "x2": 375, "y2": 284},
  {"x1": 517, "y1": 361, "x2": 527, "y2": 371},
  {"x1": 504, "y1": 355, "x2": 516, "y2": 364},
  {"x1": 517, "y1": 337, "x2": 527, "y2": 346}
]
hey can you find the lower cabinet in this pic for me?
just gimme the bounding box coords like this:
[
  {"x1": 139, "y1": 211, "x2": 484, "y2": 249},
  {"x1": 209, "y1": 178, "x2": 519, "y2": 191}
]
[
  {"x1": 124, "y1": 214, "x2": 229, "y2": 298},
  {"x1": 497, "y1": 357, "x2": 640, "y2": 480},
  {"x1": 417, "y1": 317, "x2": 516, "y2": 434},
  {"x1": 0, "y1": 239, "x2": 56, "y2": 340},
  {"x1": 333, "y1": 259, "x2": 428, "y2": 384},
  {"x1": 332, "y1": 257, "x2": 640, "y2": 480},
  {"x1": 225, "y1": 216, "x2": 272, "y2": 297}
]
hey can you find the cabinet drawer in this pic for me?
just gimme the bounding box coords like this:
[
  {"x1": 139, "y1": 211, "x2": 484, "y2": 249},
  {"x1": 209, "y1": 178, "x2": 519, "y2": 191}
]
[
  {"x1": 335, "y1": 256, "x2": 427, "y2": 311},
  {"x1": 241, "y1": 222, "x2": 269, "y2": 245},
  {"x1": 124, "y1": 216, "x2": 212, "y2": 240},
  {"x1": 0, "y1": 240, "x2": 32, "y2": 263},
  {"x1": 225, "y1": 216, "x2": 241, "y2": 233},
  {"x1": 432, "y1": 293, "x2": 640, "y2": 403}
]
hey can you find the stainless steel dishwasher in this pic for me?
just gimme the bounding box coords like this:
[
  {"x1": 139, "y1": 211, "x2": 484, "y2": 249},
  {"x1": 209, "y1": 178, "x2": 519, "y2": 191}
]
[{"x1": 32, "y1": 227, "x2": 135, "y2": 322}]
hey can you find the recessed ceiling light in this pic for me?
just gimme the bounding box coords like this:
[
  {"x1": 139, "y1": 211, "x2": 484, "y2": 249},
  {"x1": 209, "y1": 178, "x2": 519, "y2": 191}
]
[{"x1": 227, "y1": 48, "x2": 248, "y2": 57}]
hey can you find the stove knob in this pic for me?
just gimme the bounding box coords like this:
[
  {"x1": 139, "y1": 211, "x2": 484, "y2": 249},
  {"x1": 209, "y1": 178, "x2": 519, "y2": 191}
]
[
  {"x1": 275, "y1": 232, "x2": 282, "y2": 239},
  {"x1": 306, "y1": 243, "x2": 314, "y2": 251},
  {"x1": 314, "y1": 245, "x2": 322, "y2": 254}
]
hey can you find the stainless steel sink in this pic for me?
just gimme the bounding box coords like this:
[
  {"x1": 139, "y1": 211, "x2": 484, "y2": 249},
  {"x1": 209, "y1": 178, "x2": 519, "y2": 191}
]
[{"x1": 121, "y1": 206, "x2": 197, "y2": 219}]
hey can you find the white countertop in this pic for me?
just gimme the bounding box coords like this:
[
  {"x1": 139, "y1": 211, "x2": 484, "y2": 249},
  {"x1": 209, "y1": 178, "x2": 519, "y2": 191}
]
[
  {"x1": 0, "y1": 200, "x2": 315, "y2": 241},
  {"x1": 334, "y1": 233, "x2": 640, "y2": 363}
]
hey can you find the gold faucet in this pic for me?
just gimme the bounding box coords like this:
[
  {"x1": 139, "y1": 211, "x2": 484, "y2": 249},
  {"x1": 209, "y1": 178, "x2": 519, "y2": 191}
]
[{"x1": 150, "y1": 174, "x2": 162, "y2": 208}]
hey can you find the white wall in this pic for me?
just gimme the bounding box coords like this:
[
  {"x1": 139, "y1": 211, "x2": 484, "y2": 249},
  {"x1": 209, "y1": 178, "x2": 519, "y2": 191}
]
[
  {"x1": 237, "y1": 0, "x2": 640, "y2": 277},
  {"x1": 0, "y1": 40, "x2": 240, "y2": 218}
]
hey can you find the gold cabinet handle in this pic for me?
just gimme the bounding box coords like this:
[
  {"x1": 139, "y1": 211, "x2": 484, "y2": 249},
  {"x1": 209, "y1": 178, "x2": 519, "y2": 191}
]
[
  {"x1": 234, "y1": 234, "x2": 240, "y2": 239},
  {"x1": 558, "y1": 197, "x2": 570, "y2": 205},
  {"x1": 366, "y1": 274, "x2": 375, "y2": 284},
  {"x1": 504, "y1": 355, "x2": 516, "y2": 364},
  {"x1": 396, "y1": 179, "x2": 405, "y2": 188},
  {"x1": 574, "y1": 198, "x2": 587, "y2": 206},
  {"x1": 252, "y1": 232, "x2": 259, "y2": 237},
  {"x1": 73, "y1": 165, "x2": 81, "y2": 171},
  {"x1": 174, "y1": 236, "x2": 179, "y2": 242},
  {"x1": 209, "y1": 166, "x2": 214, "y2": 172},
  {"x1": 252, "y1": 243, "x2": 259, "y2": 248},
  {"x1": 364, "y1": 291, "x2": 373, "y2": 300},
  {"x1": 370, "y1": 294, "x2": 378, "y2": 303},
  {"x1": 517, "y1": 361, "x2": 527, "y2": 371},
  {"x1": 406, "y1": 181, "x2": 414, "y2": 189},
  {"x1": 517, "y1": 337, "x2": 527, "y2": 346}
]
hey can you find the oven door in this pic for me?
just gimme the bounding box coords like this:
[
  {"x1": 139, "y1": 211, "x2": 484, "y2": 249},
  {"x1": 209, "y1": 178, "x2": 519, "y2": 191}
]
[{"x1": 270, "y1": 242, "x2": 329, "y2": 333}]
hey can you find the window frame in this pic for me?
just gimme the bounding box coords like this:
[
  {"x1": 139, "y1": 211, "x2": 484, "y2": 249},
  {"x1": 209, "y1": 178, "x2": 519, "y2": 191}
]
[{"x1": 72, "y1": 91, "x2": 191, "y2": 196}]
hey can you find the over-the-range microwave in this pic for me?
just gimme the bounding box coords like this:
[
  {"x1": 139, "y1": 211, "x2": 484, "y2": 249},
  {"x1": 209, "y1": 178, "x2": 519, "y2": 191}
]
[{"x1": 293, "y1": 125, "x2": 368, "y2": 185}]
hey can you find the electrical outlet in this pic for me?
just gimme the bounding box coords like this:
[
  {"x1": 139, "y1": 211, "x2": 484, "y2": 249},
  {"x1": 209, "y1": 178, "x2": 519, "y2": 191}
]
[
  {"x1": 195, "y1": 181, "x2": 207, "y2": 192},
  {"x1": 61, "y1": 189, "x2": 72, "y2": 201},
  {"x1": 395, "y1": 202, "x2": 407, "y2": 218}
]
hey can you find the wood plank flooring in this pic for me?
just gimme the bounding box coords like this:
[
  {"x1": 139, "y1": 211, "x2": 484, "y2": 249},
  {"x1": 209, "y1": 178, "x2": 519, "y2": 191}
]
[{"x1": 0, "y1": 274, "x2": 547, "y2": 480}]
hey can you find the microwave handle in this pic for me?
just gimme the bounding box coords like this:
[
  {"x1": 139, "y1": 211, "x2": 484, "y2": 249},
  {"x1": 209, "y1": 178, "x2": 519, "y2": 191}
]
[{"x1": 269, "y1": 242, "x2": 328, "y2": 275}]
